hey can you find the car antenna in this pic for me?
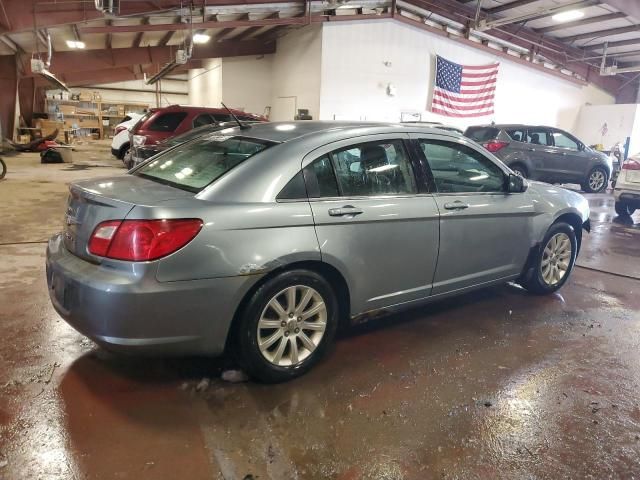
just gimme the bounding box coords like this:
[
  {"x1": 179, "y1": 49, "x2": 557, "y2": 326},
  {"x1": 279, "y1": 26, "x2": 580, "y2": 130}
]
[{"x1": 221, "y1": 102, "x2": 250, "y2": 130}]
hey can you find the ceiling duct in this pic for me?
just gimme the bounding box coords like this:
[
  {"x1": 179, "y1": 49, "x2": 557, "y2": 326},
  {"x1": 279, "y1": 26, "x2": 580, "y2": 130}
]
[
  {"x1": 95, "y1": 0, "x2": 119, "y2": 15},
  {"x1": 31, "y1": 32, "x2": 69, "y2": 91}
]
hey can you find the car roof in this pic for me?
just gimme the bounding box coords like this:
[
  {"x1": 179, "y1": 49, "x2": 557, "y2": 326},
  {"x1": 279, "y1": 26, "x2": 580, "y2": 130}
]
[
  {"x1": 213, "y1": 121, "x2": 464, "y2": 144},
  {"x1": 149, "y1": 105, "x2": 262, "y2": 116},
  {"x1": 467, "y1": 124, "x2": 564, "y2": 130}
]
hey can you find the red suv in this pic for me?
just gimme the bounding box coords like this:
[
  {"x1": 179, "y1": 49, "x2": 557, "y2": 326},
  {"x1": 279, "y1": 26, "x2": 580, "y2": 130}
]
[{"x1": 130, "y1": 105, "x2": 266, "y2": 148}]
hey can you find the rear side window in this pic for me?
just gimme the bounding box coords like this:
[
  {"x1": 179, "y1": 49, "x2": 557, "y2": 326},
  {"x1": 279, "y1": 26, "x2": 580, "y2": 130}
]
[
  {"x1": 193, "y1": 114, "x2": 215, "y2": 128},
  {"x1": 330, "y1": 140, "x2": 416, "y2": 196},
  {"x1": 465, "y1": 127, "x2": 499, "y2": 142},
  {"x1": 135, "y1": 135, "x2": 273, "y2": 192},
  {"x1": 526, "y1": 129, "x2": 552, "y2": 146},
  {"x1": 505, "y1": 128, "x2": 526, "y2": 142},
  {"x1": 148, "y1": 112, "x2": 188, "y2": 132},
  {"x1": 213, "y1": 114, "x2": 232, "y2": 122}
]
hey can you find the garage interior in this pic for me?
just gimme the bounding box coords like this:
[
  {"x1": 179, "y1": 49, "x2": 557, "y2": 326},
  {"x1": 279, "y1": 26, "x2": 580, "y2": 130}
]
[{"x1": 1, "y1": 0, "x2": 640, "y2": 478}]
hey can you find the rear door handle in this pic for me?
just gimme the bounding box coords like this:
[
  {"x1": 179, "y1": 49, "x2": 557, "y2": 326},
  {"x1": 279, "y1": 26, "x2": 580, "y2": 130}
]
[
  {"x1": 444, "y1": 201, "x2": 469, "y2": 210},
  {"x1": 328, "y1": 205, "x2": 363, "y2": 217}
]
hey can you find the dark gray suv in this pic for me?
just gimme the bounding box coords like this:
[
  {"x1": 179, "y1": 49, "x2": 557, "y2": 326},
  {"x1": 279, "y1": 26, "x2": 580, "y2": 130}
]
[{"x1": 465, "y1": 125, "x2": 612, "y2": 193}]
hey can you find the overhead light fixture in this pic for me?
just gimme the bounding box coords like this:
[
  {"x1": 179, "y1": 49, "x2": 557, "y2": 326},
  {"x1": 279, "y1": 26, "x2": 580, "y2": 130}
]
[
  {"x1": 552, "y1": 10, "x2": 584, "y2": 22},
  {"x1": 192, "y1": 33, "x2": 211, "y2": 44},
  {"x1": 66, "y1": 40, "x2": 86, "y2": 49}
]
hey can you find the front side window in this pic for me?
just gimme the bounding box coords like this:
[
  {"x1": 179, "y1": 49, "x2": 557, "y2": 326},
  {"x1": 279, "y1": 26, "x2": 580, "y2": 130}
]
[
  {"x1": 420, "y1": 140, "x2": 505, "y2": 193},
  {"x1": 148, "y1": 112, "x2": 188, "y2": 132},
  {"x1": 526, "y1": 129, "x2": 552, "y2": 146},
  {"x1": 330, "y1": 140, "x2": 416, "y2": 196},
  {"x1": 552, "y1": 131, "x2": 579, "y2": 150},
  {"x1": 135, "y1": 135, "x2": 273, "y2": 192}
]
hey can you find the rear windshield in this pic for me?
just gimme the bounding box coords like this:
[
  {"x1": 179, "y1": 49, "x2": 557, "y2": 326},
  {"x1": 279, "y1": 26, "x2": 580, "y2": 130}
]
[
  {"x1": 148, "y1": 112, "x2": 188, "y2": 132},
  {"x1": 161, "y1": 125, "x2": 221, "y2": 148},
  {"x1": 465, "y1": 127, "x2": 499, "y2": 142},
  {"x1": 134, "y1": 134, "x2": 274, "y2": 193}
]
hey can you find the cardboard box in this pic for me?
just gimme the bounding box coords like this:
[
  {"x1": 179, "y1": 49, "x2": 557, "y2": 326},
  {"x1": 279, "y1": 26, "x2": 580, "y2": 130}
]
[
  {"x1": 79, "y1": 91, "x2": 93, "y2": 101},
  {"x1": 17, "y1": 134, "x2": 31, "y2": 144}
]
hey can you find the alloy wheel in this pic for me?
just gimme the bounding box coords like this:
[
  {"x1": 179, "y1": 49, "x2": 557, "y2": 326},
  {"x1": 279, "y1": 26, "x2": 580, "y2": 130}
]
[
  {"x1": 257, "y1": 285, "x2": 327, "y2": 367},
  {"x1": 541, "y1": 232, "x2": 572, "y2": 286},
  {"x1": 588, "y1": 170, "x2": 606, "y2": 191}
]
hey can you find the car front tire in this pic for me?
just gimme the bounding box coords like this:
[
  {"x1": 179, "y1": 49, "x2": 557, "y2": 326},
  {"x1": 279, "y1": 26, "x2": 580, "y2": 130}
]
[
  {"x1": 615, "y1": 201, "x2": 636, "y2": 217},
  {"x1": 235, "y1": 269, "x2": 338, "y2": 383},
  {"x1": 520, "y1": 222, "x2": 577, "y2": 295},
  {"x1": 582, "y1": 166, "x2": 609, "y2": 193}
]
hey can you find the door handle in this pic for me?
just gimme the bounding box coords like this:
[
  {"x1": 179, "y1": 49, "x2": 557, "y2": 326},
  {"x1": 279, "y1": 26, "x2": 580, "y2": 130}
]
[
  {"x1": 444, "y1": 201, "x2": 469, "y2": 210},
  {"x1": 561, "y1": 152, "x2": 567, "y2": 156},
  {"x1": 328, "y1": 205, "x2": 363, "y2": 217}
]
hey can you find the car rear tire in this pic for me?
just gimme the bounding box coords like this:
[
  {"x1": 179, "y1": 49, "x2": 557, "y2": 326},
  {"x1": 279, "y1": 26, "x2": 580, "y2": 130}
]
[
  {"x1": 511, "y1": 164, "x2": 528, "y2": 178},
  {"x1": 582, "y1": 166, "x2": 608, "y2": 193},
  {"x1": 117, "y1": 142, "x2": 130, "y2": 160},
  {"x1": 615, "y1": 201, "x2": 636, "y2": 217},
  {"x1": 520, "y1": 222, "x2": 577, "y2": 295},
  {"x1": 235, "y1": 269, "x2": 338, "y2": 383}
]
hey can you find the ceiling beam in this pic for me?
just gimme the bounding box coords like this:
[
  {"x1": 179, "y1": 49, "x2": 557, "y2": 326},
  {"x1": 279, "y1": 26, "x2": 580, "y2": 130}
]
[
  {"x1": 158, "y1": 17, "x2": 182, "y2": 46},
  {"x1": 479, "y1": 0, "x2": 600, "y2": 30},
  {"x1": 25, "y1": 40, "x2": 275, "y2": 77},
  {"x1": 105, "y1": 20, "x2": 112, "y2": 49},
  {"x1": 560, "y1": 25, "x2": 640, "y2": 43},
  {"x1": 535, "y1": 12, "x2": 626, "y2": 34},
  {"x1": 485, "y1": 0, "x2": 542, "y2": 15},
  {"x1": 589, "y1": 37, "x2": 640, "y2": 50},
  {"x1": 0, "y1": 34, "x2": 23, "y2": 53},
  {"x1": 133, "y1": 17, "x2": 150, "y2": 47},
  {"x1": 80, "y1": 15, "x2": 306, "y2": 34},
  {"x1": 231, "y1": 13, "x2": 280, "y2": 41}
]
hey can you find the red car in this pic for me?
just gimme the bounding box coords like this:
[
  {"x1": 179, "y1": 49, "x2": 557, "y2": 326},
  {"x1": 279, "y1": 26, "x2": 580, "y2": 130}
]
[{"x1": 130, "y1": 105, "x2": 266, "y2": 148}]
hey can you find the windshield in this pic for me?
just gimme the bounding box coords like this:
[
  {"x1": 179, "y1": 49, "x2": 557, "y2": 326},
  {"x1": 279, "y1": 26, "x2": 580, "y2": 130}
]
[{"x1": 134, "y1": 134, "x2": 274, "y2": 193}]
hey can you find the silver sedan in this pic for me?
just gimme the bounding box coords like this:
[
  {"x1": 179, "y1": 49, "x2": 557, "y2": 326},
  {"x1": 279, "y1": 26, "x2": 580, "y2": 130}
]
[{"x1": 46, "y1": 122, "x2": 590, "y2": 382}]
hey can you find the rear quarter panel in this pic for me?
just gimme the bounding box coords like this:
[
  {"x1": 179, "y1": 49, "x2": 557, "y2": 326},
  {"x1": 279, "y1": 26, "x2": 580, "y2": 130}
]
[{"x1": 125, "y1": 200, "x2": 321, "y2": 282}]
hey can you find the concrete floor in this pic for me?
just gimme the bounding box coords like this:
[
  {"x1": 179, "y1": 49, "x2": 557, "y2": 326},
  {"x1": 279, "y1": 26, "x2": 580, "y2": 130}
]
[{"x1": 1, "y1": 144, "x2": 639, "y2": 479}]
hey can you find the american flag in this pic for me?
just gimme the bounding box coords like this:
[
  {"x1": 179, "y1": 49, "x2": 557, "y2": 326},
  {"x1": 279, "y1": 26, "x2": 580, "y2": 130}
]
[{"x1": 430, "y1": 55, "x2": 499, "y2": 118}]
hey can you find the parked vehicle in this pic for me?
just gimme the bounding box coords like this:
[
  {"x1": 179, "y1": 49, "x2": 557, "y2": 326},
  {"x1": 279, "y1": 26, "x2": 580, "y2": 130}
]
[
  {"x1": 613, "y1": 155, "x2": 640, "y2": 216},
  {"x1": 129, "y1": 105, "x2": 266, "y2": 152},
  {"x1": 129, "y1": 121, "x2": 265, "y2": 169},
  {"x1": 110, "y1": 113, "x2": 144, "y2": 160},
  {"x1": 465, "y1": 124, "x2": 612, "y2": 193},
  {"x1": 46, "y1": 122, "x2": 590, "y2": 382}
]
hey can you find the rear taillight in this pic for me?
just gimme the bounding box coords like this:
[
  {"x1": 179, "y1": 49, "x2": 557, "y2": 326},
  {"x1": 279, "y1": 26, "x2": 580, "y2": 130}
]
[
  {"x1": 114, "y1": 125, "x2": 127, "y2": 135},
  {"x1": 622, "y1": 159, "x2": 640, "y2": 170},
  {"x1": 88, "y1": 219, "x2": 203, "y2": 261},
  {"x1": 483, "y1": 140, "x2": 509, "y2": 153}
]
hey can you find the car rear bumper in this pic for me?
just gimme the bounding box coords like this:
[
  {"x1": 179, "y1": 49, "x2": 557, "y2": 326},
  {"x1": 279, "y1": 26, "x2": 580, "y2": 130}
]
[
  {"x1": 45, "y1": 233, "x2": 259, "y2": 356},
  {"x1": 614, "y1": 188, "x2": 640, "y2": 208}
]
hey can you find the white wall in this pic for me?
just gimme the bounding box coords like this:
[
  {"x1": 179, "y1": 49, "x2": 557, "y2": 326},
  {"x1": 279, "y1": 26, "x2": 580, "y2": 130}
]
[
  {"x1": 188, "y1": 58, "x2": 222, "y2": 107},
  {"x1": 319, "y1": 19, "x2": 614, "y2": 131},
  {"x1": 221, "y1": 55, "x2": 273, "y2": 116},
  {"x1": 270, "y1": 25, "x2": 322, "y2": 121},
  {"x1": 574, "y1": 104, "x2": 639, "y2": 153}
]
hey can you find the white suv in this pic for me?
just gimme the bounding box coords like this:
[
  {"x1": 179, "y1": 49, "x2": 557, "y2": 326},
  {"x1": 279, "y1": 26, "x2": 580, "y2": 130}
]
[
  {"x1": 110, "y1": 113, "x2": 144, "y2": 160},
  {"x1": 614, "y1": 155, "x2": 640, "y2": 216}
]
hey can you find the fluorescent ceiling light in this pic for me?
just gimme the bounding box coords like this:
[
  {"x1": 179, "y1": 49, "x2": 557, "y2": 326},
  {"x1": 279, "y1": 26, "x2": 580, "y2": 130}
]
[
  {"x1": 193, "y1": 33, "x2": 211, "y2": 44},
  {"x1": 66, "y1": 40, "x2": 86, "y2": 49},
  {"x1": 552, "y1": 10, "x2": 584, "y2": 22}
]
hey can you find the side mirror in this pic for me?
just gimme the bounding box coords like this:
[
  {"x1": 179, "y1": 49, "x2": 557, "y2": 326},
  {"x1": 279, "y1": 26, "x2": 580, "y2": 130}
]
[{"x1": 507, "y1": 173, "x2": 527, "y2": 193}]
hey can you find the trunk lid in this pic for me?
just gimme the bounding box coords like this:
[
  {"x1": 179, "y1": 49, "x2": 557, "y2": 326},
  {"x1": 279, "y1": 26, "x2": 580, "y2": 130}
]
[{"x1": 63, "y1": 175, "x2": 193, "y2": 262}]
